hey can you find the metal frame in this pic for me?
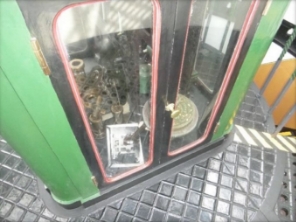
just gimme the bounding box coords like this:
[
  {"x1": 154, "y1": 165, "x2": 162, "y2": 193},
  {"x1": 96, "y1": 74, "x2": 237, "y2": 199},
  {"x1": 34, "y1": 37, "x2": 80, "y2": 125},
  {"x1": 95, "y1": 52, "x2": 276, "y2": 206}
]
[{"x1": 0, "y1": 0, "x2": 289, "y2": 211}]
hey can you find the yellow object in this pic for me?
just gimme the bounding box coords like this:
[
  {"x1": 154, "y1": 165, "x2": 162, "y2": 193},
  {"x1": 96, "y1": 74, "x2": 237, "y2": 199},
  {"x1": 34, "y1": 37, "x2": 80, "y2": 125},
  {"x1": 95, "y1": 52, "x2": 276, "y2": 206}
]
[
  {"x1": 254, "y1": 59, "x2": 296, "y2": 129},
  {"x1": 279, "y1": 132, "x2": 292, "y2": 136}
]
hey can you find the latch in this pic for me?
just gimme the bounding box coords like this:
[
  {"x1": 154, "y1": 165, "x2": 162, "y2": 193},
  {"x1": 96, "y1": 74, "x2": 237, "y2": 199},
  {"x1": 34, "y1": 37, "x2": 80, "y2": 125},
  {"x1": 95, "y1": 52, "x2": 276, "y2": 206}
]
[
  {"x1": 30, "y1": 37, "x2": 51, "y2": 75},
  {"x1": 165, "y1": 103, "x2": 181, "y2": 119},
  {"x1": 91, "y1": 176, "x2": 98, "y2": 186}
]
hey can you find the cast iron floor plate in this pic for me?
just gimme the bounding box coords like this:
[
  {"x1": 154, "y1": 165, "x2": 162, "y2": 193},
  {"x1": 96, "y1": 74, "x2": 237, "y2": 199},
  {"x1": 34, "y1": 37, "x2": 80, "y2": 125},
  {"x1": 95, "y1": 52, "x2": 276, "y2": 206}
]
[{"x1": 0, "y1": 84, "x2": 295, "y2": 222}]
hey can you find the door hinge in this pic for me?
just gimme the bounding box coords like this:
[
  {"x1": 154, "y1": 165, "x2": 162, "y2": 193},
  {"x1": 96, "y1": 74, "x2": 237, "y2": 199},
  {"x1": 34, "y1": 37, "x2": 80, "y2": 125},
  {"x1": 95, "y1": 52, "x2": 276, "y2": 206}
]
[
  {"x1": 91, "y1": 176, "x2": 98, "y2": 187},
  {"x1": 262, "y1": 0, "x2": 272, "y2": 16},
  {"x1": 214, "y1": 122, "x2": 220, "y2": 133},
  {"x1": 30, "y1": 37, "x2": 51, "y2": 75}
]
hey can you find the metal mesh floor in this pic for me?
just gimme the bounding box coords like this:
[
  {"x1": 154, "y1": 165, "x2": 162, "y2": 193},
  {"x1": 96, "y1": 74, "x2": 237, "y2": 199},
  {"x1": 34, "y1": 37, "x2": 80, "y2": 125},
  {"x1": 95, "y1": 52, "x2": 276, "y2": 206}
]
[
  {"x1": 0, "y1": 84, "x2": 293, "y2": 222},
  {"x1": 274, "y1": 152, "x2": 296, "y2": 221}
]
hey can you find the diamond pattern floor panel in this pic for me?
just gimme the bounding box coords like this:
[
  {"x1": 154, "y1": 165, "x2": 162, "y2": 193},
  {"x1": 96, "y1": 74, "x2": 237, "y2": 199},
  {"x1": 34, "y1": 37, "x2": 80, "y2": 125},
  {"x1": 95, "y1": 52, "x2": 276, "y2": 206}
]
[{"x1": 0, "y1": 84, "x2": 292, "y2": 222}]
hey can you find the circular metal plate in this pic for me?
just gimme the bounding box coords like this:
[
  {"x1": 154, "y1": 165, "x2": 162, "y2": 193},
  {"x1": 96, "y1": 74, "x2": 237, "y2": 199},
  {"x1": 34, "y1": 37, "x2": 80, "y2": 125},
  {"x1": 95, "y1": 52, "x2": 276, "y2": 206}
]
[
  {"x1": 172, "y1": 94, "x2": 199, "y2": 137},
  {"x1": 142, "y1": 94, "x2": 199, "y2": 137}
]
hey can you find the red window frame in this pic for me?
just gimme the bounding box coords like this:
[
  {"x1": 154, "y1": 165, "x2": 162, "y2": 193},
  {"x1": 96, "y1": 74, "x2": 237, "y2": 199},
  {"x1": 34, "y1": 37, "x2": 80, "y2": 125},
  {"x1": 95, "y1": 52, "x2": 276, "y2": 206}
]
[
  {"x1": 168, "y1": 0, "x2": 260, "y2": 156},
  {"x1": 53, "y1": 0, "x2": 161, "y2": 183}
]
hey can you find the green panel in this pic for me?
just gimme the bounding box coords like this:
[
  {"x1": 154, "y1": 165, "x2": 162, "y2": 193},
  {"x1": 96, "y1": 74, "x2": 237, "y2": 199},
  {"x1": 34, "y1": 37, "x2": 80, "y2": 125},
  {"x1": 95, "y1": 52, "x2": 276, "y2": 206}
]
[
  {"x1": 212, "y1": 0, "x2": 290, "y2": 140},
  {"x1": 0, "y1": 69, "x2": 80, "y2": 203},
  {"x1": 0, "y1": 1, "x2": 99, "y2": 203}
]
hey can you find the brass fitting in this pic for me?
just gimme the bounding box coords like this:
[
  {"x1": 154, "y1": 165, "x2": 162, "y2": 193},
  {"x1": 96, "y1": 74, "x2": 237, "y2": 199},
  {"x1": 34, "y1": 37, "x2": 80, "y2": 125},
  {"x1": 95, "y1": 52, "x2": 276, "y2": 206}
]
[{"x1": 111, "y1": 104, "x2": 123, "y2": 124}]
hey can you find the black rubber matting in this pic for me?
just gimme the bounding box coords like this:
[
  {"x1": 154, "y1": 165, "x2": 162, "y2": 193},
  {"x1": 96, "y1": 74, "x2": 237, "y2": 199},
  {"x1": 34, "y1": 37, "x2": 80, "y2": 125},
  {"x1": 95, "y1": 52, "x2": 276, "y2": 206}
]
[{"x1": 0, "y1": 83, "x2": 294, "y2": 222}]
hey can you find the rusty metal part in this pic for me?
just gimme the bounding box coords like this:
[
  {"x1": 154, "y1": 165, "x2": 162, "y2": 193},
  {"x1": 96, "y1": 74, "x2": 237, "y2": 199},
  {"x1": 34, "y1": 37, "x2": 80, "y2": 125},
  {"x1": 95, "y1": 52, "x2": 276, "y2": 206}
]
[
  {"x1": 82, "y1": 88, "x2": 100, "y2": 110},
  {"x1": 111, "y1": 104, "x2": 123, "y2": 124},
  {"x1": 88, "y1": 66, "x2": 104, "y2": 87},
  {"x1": 92, "y1": 96, "x2": 103, "y2": 118},
  {"x1": 89, "y1": 95, "x2": 105, "y2": 139},
  {"x1": 74, "y1": 75, "x2": 86, "y2": 83},
  {"x1": 30, "y1": 37, "x2": 51, "y2": 75},
  {"x1": 112, "y1": 79, "x2": 121, "y2": 105},
  {"x1": 124, "y1": 121, "x2": 146, "y2": 143},
  {"x1": 89, "y1": 113, "x2": 105, "y2": 139},
  {"x1": 70, "y1": 59, "x2": 87, "y2": 92},
  {"x1": 70, "y1": 59, "x2": 85, "y2": 73},
  {"x1": 69, "y1": 58, "x2": 130, "y2": 137},
  {"x1": 90, "y1": 97, "x2": 105, "y2": 138}
]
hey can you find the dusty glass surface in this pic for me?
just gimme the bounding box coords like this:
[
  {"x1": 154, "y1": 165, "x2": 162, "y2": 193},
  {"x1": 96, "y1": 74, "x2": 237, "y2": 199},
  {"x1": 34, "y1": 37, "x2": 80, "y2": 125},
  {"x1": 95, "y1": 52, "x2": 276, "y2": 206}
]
[
  {"x1": 55, "y1": 0, "x2": 155, "y2": 178},
  {"x1": 169, "y1": 0, "x2": 251, "y2": 153}
]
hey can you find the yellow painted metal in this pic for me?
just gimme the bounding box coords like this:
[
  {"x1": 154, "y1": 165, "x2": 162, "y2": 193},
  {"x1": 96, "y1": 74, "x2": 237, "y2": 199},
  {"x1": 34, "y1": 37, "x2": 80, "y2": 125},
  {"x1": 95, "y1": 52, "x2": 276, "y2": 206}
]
[{"x1": 254, "y1": 59, "x2": 296, "y2": 129}]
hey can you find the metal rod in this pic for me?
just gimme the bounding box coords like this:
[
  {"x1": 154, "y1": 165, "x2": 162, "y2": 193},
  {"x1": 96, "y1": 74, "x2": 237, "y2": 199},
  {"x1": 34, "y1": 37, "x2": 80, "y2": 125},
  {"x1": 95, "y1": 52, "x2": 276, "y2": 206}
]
[
  {"x1": 267, "y1": 69, "x2": 296, "y2": 115},
  {"x1": 112, "y1": 80, "x2": 120, "y2": 105},
  {"x1": 124, "y1": 122, "x2": 145, "y2": 142},
  {"x1": 219, "y1": 21, "x2": 231, "y2": 52},
  {"x1": 259, "y1": 60, "x2": 281, "y2": 95},
  {"x1": 273, "y1": 104, "x2": 296, "y2": 135},
  {"x1": 260, "y1": 27, "x2": 296, "y2": 95}
]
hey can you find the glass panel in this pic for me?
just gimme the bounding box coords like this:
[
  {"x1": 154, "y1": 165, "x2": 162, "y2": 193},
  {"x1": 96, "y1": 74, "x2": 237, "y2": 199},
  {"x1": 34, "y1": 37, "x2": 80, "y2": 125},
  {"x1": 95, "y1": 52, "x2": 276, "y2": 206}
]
[
  {"x1": 169, "y1": 0, "x2": 252, "y2": 153},
  {"x1": 54, "y1": 0, "x2": 155, "y2": 180}
]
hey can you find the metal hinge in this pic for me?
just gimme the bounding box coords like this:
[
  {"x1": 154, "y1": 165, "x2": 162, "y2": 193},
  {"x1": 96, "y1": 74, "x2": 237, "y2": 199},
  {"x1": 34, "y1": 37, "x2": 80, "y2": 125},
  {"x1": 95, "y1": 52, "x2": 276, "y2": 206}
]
[
  {"x1": 214, "y1": 122, "x2": 220, "y2": 133},
  {"x1": 165, "y1": 103, "x2": 181, "y2": 119},
  {"x1": 262, "y1": 0, "x2": 272, "y2": 16},
  {"x1": 91, "y1": 176, "x2": 98, "y2": 187},
  {"x1": 30, "y1": 37, "x2": 51, "y2": 75}
]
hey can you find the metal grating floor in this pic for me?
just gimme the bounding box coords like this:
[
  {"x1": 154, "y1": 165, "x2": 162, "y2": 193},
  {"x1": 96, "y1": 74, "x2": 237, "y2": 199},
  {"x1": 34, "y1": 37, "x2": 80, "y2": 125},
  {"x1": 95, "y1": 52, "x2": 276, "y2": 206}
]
[
  {"x1": 0, "y1": 84, "x2": 294, "y2": 222},
  {"x1": 274, "y1": 152, "x2": 296, "y2": 221}
]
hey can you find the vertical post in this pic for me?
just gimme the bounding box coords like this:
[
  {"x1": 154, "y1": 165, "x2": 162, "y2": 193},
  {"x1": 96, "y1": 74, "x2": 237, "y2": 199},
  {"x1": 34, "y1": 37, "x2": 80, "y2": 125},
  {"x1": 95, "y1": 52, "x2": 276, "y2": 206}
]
[
  {"x1": 266, "y1": 69, "x2": 296, "y2": 118},
  {"x1": 259, "y1": 27, "x2": 296, "y2": 96},
  {"x1": 273, "y1": 104, "x2": 296, "y2": 135}
]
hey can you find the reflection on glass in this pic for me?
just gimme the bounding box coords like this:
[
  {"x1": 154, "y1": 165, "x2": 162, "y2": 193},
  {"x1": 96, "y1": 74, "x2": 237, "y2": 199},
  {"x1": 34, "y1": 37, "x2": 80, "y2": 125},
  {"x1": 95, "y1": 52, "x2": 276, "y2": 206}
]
[
  {"x1": 169, "y1": 0, "x2": 251, "y2": 153},
  {"x1": 55, "y1": 0, "x2": 154, "y2": 179}
]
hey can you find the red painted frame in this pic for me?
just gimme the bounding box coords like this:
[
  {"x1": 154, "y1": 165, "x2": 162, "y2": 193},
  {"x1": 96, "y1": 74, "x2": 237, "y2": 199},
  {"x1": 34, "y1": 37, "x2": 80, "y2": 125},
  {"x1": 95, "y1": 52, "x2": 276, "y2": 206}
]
[
  {"x1": 168, "y1": 0, "x2": 260, "y2": 156},
  {"x1": 53, "y1": 0, "x2": 161, "y2": 183}
]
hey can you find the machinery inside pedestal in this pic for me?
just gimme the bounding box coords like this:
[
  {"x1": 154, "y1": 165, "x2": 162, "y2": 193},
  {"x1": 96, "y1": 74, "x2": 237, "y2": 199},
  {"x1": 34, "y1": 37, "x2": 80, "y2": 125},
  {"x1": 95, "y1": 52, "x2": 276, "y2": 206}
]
[
  {"x1": 55, "y1": 0, "x2": 247, "y2": 178},
  {"x1": 67, "y1": 29, "x2": 153, "y2": 177},
  {"x1": 67, "y1": 27, "x2": 216, "y2": 175}
]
